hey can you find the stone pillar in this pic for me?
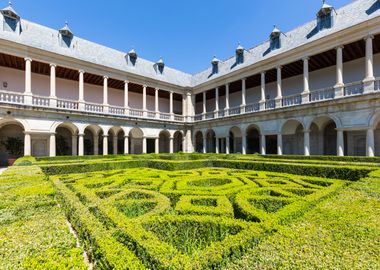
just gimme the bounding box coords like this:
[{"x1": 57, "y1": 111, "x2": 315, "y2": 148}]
[
  {"x1": 203, "y1": 136, "x2": 207, "y2": 153},
  {"x1": 259, "y1": 72, "x2": 266, "y2": 110},
  {"x1": 241, "y1": 78, "x2": 246, "y2": 113},
  {"x1": 113, "y1": 135, "x2": 118, "y2": 154},
  {"x1": 155, "y1": 137, "x2": 159, "y2": 154},
  {"x1": 169, "y1": 136, "x2": 174, "y2": 153},
  {"x1": 49, "y1": 133, "x2": 56, "y2": 157},
  {"x1": 215, "y1": 137, "x2": 219, "y2": 154},
  {"x1": 50, "y1": 63, "x2": 57, "y2": 107},
  {"x1": 275, "y1": 66, "x2": 282, "y2": 108},
  {"x1": 182, "y1": 94, "x2": 187, "y2": 120},
  {"x1": 72, "y1": 135, "x2": 78, "y2": 156},
  {"x1": 225, "y1": 84, "x2": 230, "y2": 116},
  {"x1": 94, "y1": 135, "x2": 99, "y2": 155},
  {"x1": 261, "y1": 135, "x2": 266, "y2": 155},
  {"x1": 215, "y1": 87, "x2": 219, "y2": 117},
  {"x1": 24, "y1": 58, "x2": 33, "y2": 105},
  {"x1": 242, "y1": 134, "x2": 247, "y2": 155},
  {"x1": 78, "y1": 70, "x2": 85, "y2": 110},
  {"x1": 334, "y1": 46, "x2": 344, "y2": 98},
  {"x1": 226, "y1": 136, "x2": 230, "y2": 154},
  {"x1": 124, "y1": 80, "x2": 129, "y2": 115},
  {"x1": 142, "y1": 85, "x2": 147, "y2": 116},
  {"x1": 142, "y1": 136, "x2": 147, "y2": 154},
  {"x1": 169, "y1": 91, "x2": 174, "y2": 120},
  {"x1": 103, "y1": 135, "x2": 108, "y2": 155},
  {"x1": 203, "y1": 91, "x2": 207, "y2": 119},
  {"x1": 155, "y1": 88, "x2": 159, "y2": 118},
  {"x1": 277, "y1": 133, "x2": 283, "y2": 155},
  {"x1": 187, "y1": 91, "x2": 193, "y2": 122},
  {"x1": 363, "y1": 36, "x2": 375, "y2": 93},
  {"x1": 304, "y1": 130, "x2": 310, "y2": 156},
  {"x1": 24, "y1": 133, "x2": 31, "y2": 156},
  {"x1": 124, "y1": 136, "x2": 129, "y2": 154},
  {"x1": 337, "y1": 130, "x2": 344, "y2": 156},
  {"x1": 367, "y1": 128, "x2": 375, "y2": 157},
  {"x1": 301, "y1": 57, "x2": 310, "y2": 103},
  {"x1": 78, "y1": 134, "x2": 84, "y2": 156},
  {"x1": 103, "y1": 76, "x2": 109, "y2": 113}
]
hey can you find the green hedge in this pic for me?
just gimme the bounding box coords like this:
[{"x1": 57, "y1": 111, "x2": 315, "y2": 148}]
[{"x1": 40, "y1": 158, "x2": 373, "y2": 181}]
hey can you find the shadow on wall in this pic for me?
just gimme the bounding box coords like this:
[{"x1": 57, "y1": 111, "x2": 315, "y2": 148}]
[{"x1": 366, "y1": 0, "x2": 380, "y2": 15}]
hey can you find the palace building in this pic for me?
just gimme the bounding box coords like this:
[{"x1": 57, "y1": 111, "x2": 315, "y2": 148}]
[{"x1": 1, "y1": 0, "x2": 380, "y2": 163}]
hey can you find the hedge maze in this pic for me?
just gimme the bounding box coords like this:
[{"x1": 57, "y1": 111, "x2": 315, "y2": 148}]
[{"x1": 49, "y1": 159, "x2": 347, "y2": 269}]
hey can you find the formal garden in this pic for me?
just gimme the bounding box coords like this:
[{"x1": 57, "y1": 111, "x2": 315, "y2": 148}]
[{"x1": 0, "y1": 153, "x2": 379, "y2": 269}]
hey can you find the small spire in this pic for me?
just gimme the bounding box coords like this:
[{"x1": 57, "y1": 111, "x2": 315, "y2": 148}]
[
  {"x1": 59, "y1": 21, "x2": 73, "y2": 37},
  {"x1": 236, "y1": 42, "x2": 244, "y2": 55},
  {"x1": 128, "y1": 48, "x2": 137, "y2": 58},
  {"x1": 211, "y1": 55, "x2": 220, "y2": 65},
  {"x1": 1, "y1": 0, "x2": 20, "y2": 20},
  {"x1": 157, "y1": 57, "x2": 165, "y2": 67},
  {"x1": 318, "y1": 0, "x2": 333, "y2": 16},
  {"x1": 270, "y1": 25, "x2": 281, "y2": 39}
]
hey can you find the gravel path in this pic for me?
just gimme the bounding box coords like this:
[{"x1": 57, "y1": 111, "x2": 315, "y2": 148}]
[{"x1": 0, "y1": 167, "x2": 7, "y2": 175}]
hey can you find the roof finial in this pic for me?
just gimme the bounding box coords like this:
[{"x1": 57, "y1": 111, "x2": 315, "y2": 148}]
[{"x1": 8, "y1": 1, "x2": 12, "y2": 7}]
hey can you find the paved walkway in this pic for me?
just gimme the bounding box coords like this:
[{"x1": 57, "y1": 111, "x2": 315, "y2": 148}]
[{"x1": 0, "y1": 167, "x2": 7, "y2": 175}]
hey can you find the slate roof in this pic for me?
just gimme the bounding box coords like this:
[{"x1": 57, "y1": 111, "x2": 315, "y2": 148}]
[{"x1": 0, "y1": 0, "x2": 378, "y2": 88}]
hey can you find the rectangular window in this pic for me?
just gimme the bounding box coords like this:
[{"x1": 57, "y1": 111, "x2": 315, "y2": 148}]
[
  {"x1": 3, "y1": 17, "x2": 17, "y2": 32},
  {"x1": 270, "y1": 37, "x2": 281, "y2": 50},
  {"x1": 318, "y1": 14, "x2": 332, "y2": 30}
]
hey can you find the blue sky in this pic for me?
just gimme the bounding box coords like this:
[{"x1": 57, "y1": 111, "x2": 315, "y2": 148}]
[{"x1": 9, "y1": 0, "x2": 351, "y2": 74}]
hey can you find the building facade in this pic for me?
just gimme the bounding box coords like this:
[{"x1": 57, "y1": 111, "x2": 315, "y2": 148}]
[{"x1": 1, "y1": 0, "x2": 380, "y2": 164}]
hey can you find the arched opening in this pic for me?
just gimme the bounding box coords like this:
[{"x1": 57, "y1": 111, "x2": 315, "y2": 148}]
[
  {"x1": 282, "y1": 120, "x2": 304, "y2": 155},
  {"x1": 0, "y1": 120, "x2": 24, "y2": 165},
  {"x1": 173, "y1": 131, "x2": 183, "y2": 153},
  {"x1": 230, "y1": 126, "x2": 242, "y2": 153},
  {"x1": 109, "y1": 127, "x2": 124, "y2": 155},
  {"x1": 206, "y1": 129, "x2": 216, "y2": 153},
  {"x1": 129, "y1": 128, "x2": 143, "y2": 154},
  {"x1": 309, "y1": 116, "x2": 337, "y2": 156},
  {"x1": 194, "y1": 131, "x2": 203, "y2": 153},
  {"x1": 84, "y1": 125, "x2": 102, "y2": 155},
  {"x1": 56, "y1": 127, "x2": 72, "y2": 156},
  {"x1": 246, "y1": 125, "x2": 260, "y2": 154},
  {"x1": 55, "y1": 123, "x2": 78, "y2": 156},
  {"x1": 375, "y1": 116, "x2": 380, "y2": 156},
  {"x1": 159, "y1": 130, "x2": 170, "y2": 153}
]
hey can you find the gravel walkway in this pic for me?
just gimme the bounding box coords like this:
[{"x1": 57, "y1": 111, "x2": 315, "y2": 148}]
[{"x1": 0, "y1": 167, "x2": 7, "y2": 175}]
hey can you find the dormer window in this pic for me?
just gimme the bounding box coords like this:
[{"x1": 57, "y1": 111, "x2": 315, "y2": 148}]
[
  {"x1": 127, "y1": 49, "x2": 138, "y2": 67},
  {"x1": 270, "y1": 25, "x2": 281, "y2": 50},
  {"x1": 59, "y1": 22, "x2": 74, "y2": 48},
  {"x1": 317, "y1": 1, "x2": 334, "y2": 30},
  {"x1": 211, "y1": 56, "x2": 220, "y2": 74},
  {"x1": 235, "y1": 43, "x2": 244, "y2": 64},
  {"x1": 156, "y1": 57, "x2": 165, "y2": 75},
  {"x1": 1, "y1": 2, "x2": 20, "y2": 33}
]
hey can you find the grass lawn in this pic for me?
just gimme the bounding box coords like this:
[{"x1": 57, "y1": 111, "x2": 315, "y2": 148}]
[{"x1": 0, "y1": 154, "x2": 379, "y2": 269}]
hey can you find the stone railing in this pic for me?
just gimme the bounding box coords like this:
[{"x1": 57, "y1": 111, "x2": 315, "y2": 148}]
[
  {"x1": 282, "y1": 94, "x2": 302, "y2": 107},
  {"x1": 85, "y1": 102, "x2": 104, "y2": 113},
  {"x1": 32, "y1": 95, "x2": 50, "y2": 107},
  {"x1": 0, "y1": 90, "x2": 24, "y2": 104},
  {"x1": 374, "y1": 77, "x2": 380, "y2": 91},
  {"x1": 309, "y1": 87, "x2": 335, "y2": 102},
  {"x1": 0, "y1": 79, "x2": 376, "y2": 124},
  {"x1": 57, "y1": 98, "x2": 79, "y2": 110},
  {"x1": 344, "y1": 81, "x2": 364, "y2": 96}
]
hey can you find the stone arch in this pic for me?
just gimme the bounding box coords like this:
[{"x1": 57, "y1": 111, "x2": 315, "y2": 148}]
[
  {"x1": 282, "y1": 119, "x2": 304, "y2": 155},
  {"x1": 54, "y1": 123, "x2": 79, "y2": 156},
  {"x1": 0, "y1": 118, "x2": 25, "y2": 164},
  {"x1": 246, "y1": 124, "x2": 261, "y2": 154},
  {"x1": 109, "y1": 126, "x2": 124, "y2": 155},
  {"x1": 194, "y1": 130, "x2": 203, "y2": 153},
  {"x1": 83, "y1": 124, "x2": 102, "y2": 155},
  {"x1": 229, "y1": 126, "x2": 242, "y2": 153},
  {"x1": 308, "y1": 116, "x2": 338, "y2": 156},
  {"x1": 173, "y1": 130, "x2": 183, "y2": 153},
  {"x1": 371, "y1": 111, "x2": 380, "y2": 156},
  {"x1": 129, "y1": 127, "x2": 144, "y2": 154},
  {"x1": 159, "y1": 130, "x2": 171, "y2": 153},
  {"x1": 205, "y1": 129, "x2": 216, "y2": 153}
]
